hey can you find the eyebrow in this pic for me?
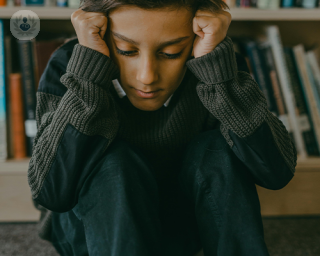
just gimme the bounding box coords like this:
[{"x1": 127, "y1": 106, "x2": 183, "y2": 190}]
[{"x1": 111, "y1": 32, "x2": 190, "y2": 47}]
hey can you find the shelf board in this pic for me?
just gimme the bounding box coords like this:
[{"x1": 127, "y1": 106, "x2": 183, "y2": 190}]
[
  {"x1": 229, "y1": 8, "x2": 320, "y2": 21},
  {"x1": 0, "y1": 6, "x2": 77, "y2": 19},
  {"x1": 0, "y1": 7, "x2": 320, "y2": 20}
]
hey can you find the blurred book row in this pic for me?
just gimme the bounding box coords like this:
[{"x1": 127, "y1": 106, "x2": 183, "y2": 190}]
[
  {"x1": 0, "y1": 0, "x2": 319, "y2": 8},
  {"x1": 225, "y1": 0, "x2": 320, "y2": 8},
  {"x1": 0, "y1": 0, "x2": 80, "y2": 8},
  {"x1": 0, "y1": 22, "x2": 320, "y2": 161},
  {"x1": 231, "y1": 25, "x2": 320, "y2": 159},
  {"x1": 0, "y1": 19, "x2": 73, "y2": 161}
]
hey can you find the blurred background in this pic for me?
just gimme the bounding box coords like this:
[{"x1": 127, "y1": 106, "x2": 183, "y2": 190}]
[{"x1": 0, "y1": 0, "x2": 320, "y2": 255}]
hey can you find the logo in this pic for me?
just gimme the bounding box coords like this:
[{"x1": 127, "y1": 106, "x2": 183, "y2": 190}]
[{"x1": 10, "y1": 10, "x2": 40, "y2": 40}]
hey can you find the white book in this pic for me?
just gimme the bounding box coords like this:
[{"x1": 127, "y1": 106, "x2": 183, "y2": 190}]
[
  {"x1": 293, "y1": 45, "x2": 320, "y2": 154},
  {"x1": 266, "y1": 26, "x2": 307, "y2": 159}
]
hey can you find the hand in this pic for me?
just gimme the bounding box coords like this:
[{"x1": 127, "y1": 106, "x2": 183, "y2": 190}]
[
  {"x1": 71, "y1": 9, "x2": 110, "y2": 57},
  {"x1": 191, "y1": 10, "x2": 232, "y2": 59}
]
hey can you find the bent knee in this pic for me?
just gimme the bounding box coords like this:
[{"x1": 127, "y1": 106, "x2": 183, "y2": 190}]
[{"x1": 179, "y1": 129, "x2": 229, "y2": 191}]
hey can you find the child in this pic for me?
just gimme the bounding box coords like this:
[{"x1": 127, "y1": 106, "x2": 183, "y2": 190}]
[{"x1": 28, "y1": 0, "x2": 297, "y2": 255}]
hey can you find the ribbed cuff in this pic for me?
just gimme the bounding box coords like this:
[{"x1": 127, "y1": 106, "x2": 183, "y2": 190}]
[
  {"x1": 66, "y1": 44, "x2": 120, "y2": 89},
  {"x1": 186, "y1": 36, "x2": 238, "y2": 84}
]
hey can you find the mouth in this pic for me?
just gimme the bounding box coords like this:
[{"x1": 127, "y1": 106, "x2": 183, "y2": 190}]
[{"x1": 133, "y1": 88, "x2": 161, "y2": 99}]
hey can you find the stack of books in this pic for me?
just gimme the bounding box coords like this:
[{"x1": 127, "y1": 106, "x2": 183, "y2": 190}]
[
  {"x1": 232, "y1": 25, "x2": 320, "y2": 159},
  {"x1": 0, "y1": 18, "x2": 73, "y2": 161}
]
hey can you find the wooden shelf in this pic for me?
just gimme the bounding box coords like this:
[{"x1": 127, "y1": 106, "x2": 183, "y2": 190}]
[
  {"x1": 229, "y1": 8, "x2": 320, "y2": 21},
  {"x1": 0, "y1": 6, "x2": 320, "y2": 20},
  {"x1": 0, "y1": 155, "x2": 319, "y2": 221},
  {"x1": 0, "y1": 6, "x2": 77, "y2": 19}
]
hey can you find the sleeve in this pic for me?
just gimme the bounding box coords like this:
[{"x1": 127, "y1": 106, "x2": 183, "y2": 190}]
[
  {"x1": 186, "y1": 36, "x2": 297, "y2": 190},
  {"x1": 27, "y1": 42, "x2": 120, "y2": 213}
]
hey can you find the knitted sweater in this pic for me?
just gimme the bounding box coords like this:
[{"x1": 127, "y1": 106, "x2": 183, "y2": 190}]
[{"x1": 28, "y1": 36, "x2": 297, "y2": 242}]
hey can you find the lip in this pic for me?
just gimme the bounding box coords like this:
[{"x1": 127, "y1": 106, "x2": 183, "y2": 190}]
[{"x1": 134, "y1": 88, "x2": 161, "y2": 98}]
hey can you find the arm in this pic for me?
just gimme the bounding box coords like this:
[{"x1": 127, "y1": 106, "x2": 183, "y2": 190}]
[
  {"x1": 186, "y1": 36, "x2": 297, "y2": 190},
  {"x1": 28, "y1": 41, "x2": 120, "y2": 212}
]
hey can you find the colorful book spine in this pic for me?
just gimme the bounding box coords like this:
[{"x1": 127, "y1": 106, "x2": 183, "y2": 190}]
[
  {"x1": 25, "y1": 0, "x2": 44, "y2": 5},
  {"x1": 0, "y1": 19, "x2": 7, "y2": 161},
  {"x1": 9, "y1": 73, "x2": 27, "y2": 159},
  {"x1": 293, "y1": 44, "x2": 320, "y2": 156},
  {"x1": 282, "y1": 0, "x2": 295, "y2": 7},
  {"x1": 57, "y1": 0, "x2": 67, "y2": 6},
  {"x1": 285, "y1": 47, "x2": 319, "y2": 156},
  {"x1": 266, "y1": 25, "x2": 307, "y2": 159},
  {"x1": 17, "y1": 39, "x2": 38, "y2": 157}
]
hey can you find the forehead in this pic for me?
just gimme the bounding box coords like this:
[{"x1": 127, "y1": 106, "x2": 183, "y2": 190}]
[{"x1": 108, "y1": 6, "x2": 193, "y2": 40}]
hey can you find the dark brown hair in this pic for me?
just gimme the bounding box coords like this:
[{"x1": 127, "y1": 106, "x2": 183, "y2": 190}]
[{"x1": 80, "y1": 0, "x2": 229, "y2": 19}]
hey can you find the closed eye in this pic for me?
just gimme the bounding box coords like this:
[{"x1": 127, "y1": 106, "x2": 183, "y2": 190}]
[{"x1": 115, "y1": 47, "x2": 183, "y2": 60}]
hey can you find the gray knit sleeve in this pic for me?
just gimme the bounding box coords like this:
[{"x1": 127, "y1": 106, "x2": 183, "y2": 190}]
[
  {"x1": 186, "y1": 36, "x2": 297, "y2": 189},
  {"x1": 28, "y1": 43, "x2": 120, "y2": 212}
]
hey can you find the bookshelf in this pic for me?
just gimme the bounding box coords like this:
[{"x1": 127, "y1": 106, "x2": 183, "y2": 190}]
[
  {"x1": 0, "y1": 7, "x2": 319, "y2": 20},
  {"x1": 1, "y1": 7, "x2": 320, "y2": 221}
]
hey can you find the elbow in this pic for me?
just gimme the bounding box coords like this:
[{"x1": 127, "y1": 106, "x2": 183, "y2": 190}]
[
  {"x1": 34, "y1": 184, "x2": 78, "y2": 213},
  {"x1": 257, "y1": 165, "x2": 295, "y2": 190}
]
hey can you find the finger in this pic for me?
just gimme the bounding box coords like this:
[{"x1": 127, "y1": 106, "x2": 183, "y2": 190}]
[
  {"x1": 86, "y1": 15, "x2": 108, "y2": 38},
  {"x1": 193, "y1": 16, "x2": 205, "y2": 39}
]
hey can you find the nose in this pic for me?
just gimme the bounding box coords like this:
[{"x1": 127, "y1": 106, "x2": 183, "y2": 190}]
[{"x1": 136, "y1": 55, "x2": 159, "y2": 85}]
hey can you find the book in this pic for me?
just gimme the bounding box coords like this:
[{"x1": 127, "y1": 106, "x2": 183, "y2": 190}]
[
  {"x1": 9, "y1": 73, "x2": 27, "y2": 159},
  {"x1": 244, "y1": 40, "x2": 279, "y2": 116},
  {"x1": 306, "y1": 51, "x2": 320, "y2": 111},
  {"x1": 302, "y1": 0, "x2": 317, "y2": 7},
  {"x1": 266, "y1": 25, "x2": 307, "y2": 159},
  {"x1": 5, "y1": 34, "x2": 14, "y2": 159},
  {"x1": 284, "y1": 47, "x2": 319, "y2": 156},
  {"x1": 0, "y1": 19, "x2": 6, "y2": 161},
  {"x1": 17, "y1": 39, "x2": 38, "y2": 157},
  {"x1": 305, "y1": 54, "x2": 320, "y2": 120},
  {"x1": 33, "y1": 38, "x2": 64, "y2": 90},
  {"x1": 293, "y1": 44, "x2": 320, "y2": 156},
  {"x1": 260, "y1": 41, "x2": 291, "y2": 131}
]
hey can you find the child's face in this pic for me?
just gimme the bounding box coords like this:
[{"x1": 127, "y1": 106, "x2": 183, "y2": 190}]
[{"x1": 106, "y1": 6, "x2": 195, "y2": 111}]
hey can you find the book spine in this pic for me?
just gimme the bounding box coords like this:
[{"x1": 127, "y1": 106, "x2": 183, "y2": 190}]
[
  {"x1": 267, "y1": 25, "x2": 307, "y2": 159},
  {"x1": 9, "y1": 73, "x2": 27, "y2": 159},
  {"x1": 261, "y1": 42, "x2": 287, "y2": 116},
  {"x1": 0, "y1": 19, "x2": 7, "y2": 161},
  {"x1": 301, "y1": 0, "x2": 317, "y2": 7},
  {"x1": 67, "y1": 0, "x2": 80, "y2": 8},
  {"x1": 257, "y1": 0, "x2": 270, "y2": 8},
  {"x1": 245, "y1": 41, "x2": 279, "y2": 116},
  {"x1": 285, "y1": 47, "x2": 319, "y2": 156},
  {"x1": 17, "y1": 39, "x2": 37, "y2": 157},
  {"x1": 282, "y1": 0, "x2": 295, "y2": 7},
  {"x1": 25, "y1": 0, "x2": 44, "y2": 5},
  {"x1": 293, "y1": 45, "x2": 320, "y2": 156},
  {"x1": 305, "y1": 56, "x2": 320, "y2": 121},
  {"x1": 306, "y1": 51, "x2": 320, "y2": 112},
  {"x1": 5, "y1": 35, "x2": 14, "y2": 159}
]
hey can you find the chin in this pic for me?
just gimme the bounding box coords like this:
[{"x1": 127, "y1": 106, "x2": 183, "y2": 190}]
[{"x1": 129, "y1": 98, "x2": 163, "y2": 112}]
